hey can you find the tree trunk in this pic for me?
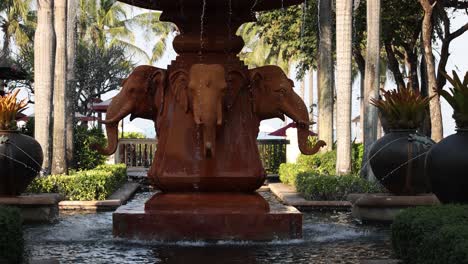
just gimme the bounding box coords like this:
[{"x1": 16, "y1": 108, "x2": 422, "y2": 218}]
[
  {"x1": 34, "y1": 0, "x2": 56, "y2": 174},
  {"x1": 66, "y1": 0, "x2": 78, "y2": 169},
  {"x1": 419, "y1": 0, "x2": 443, "y2": 142},
  {"x1": 352, "y1": 44, "x2": 365, "y2": 145},
  {"x1": 317, "y1": 0, "x2": 334, "y2": 152},
  {"x1": 384, "y1": 42, "x2": 405, "y2": 90},
  {"x1": 52, "y1": 0, "x2": 68, "y2": 175},
  {"x1": 308, "y1": 70, "x2": 314, "y2": 123},
  {"x1": 420, "y1": 42, "x2": 432, "y2": 137},
  {"x1": 361, "y1": 0, "x2": 380, "y2": 180},
  {"x1": 335, "y1": 0, "x2": 353, "y2": 175}
]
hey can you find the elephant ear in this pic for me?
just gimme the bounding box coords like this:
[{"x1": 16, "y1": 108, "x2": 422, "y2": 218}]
[
  {"x1": 249, "y1": 71, "x2": 265, "y2": 115},
  {"x1": 169, "y1": 69, "x2": 190, "y2": 113},
  {"x1": 226, "y1": 69, "x2": 248, "y2": 108},
  {"x1": 149, "y1": 68, "x2": 166, "y2": 116},
  {"x1": 251, "y1": 71, "x2": 265, "y2": 92}
]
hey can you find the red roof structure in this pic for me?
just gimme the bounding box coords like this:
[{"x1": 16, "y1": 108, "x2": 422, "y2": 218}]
[
  {"x1": 91, "y1": 98, "x2": 112, "y2": 113},
  {"x1": 268, "y1": 122, "x2": 318, "y2": 137}
]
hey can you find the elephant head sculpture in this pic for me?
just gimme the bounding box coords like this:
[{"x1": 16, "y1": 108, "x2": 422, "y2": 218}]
[
  {"x1": 249, "y1": 65, "x2": 326, "y2": 155},
  {"x1": 169, "y1": 64, "x2": 227, "y2": 158},
  {"x1": 96, "y1": 65, "x2": 166, "y2": 155}
]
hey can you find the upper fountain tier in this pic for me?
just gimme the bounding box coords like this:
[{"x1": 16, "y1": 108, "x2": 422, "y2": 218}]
[
  {"x1": 118, "y1": 0, "x2": 304, "y2": 56},
  {"x1": 117, "y1": 0, "x2": 304, "y2": 12}
]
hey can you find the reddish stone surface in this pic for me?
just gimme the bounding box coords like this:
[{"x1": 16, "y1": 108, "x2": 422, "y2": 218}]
[{"x1": 114, "y1": 193, "x2": 302, "y2": 241}]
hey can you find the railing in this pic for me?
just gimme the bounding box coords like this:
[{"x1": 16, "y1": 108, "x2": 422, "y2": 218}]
[
  {"x1": 115, "y1": 138, "x2": 157, "y2": 168},
  {"x1": 257, "y1": 139, "x2": 289, "y2": 174},
  {"x1": 116, "y1": 138, "x2": 289, "y2": 174}
]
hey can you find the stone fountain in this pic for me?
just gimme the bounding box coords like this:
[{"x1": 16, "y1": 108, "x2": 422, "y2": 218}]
[{"x1": 98, "y1": 0, "x2": 325, "y2": 240}]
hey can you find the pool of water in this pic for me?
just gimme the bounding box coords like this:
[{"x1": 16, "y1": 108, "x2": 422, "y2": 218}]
[{"x1": 24, "y1": 192, "x2": 394, "y2": 263}]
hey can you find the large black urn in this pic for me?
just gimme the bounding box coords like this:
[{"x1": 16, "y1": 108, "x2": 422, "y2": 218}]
[
  {"x1": 425, "y1": 129, "x2": 468, "y2": 203},
  {"x1": 369, "y1": 129, "x2": 433, "y2": 195},
  {"x1": 0, "y1": 130, "x2": 43, "y2": 196}
]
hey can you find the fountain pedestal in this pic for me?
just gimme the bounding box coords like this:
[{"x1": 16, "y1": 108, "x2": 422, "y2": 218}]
[
  {"x1": 113, "y1": 192, "x2": 302, "y2": 241},
  {"x1": 108, "y1": 0, "x2": 308, "y2": 241}
]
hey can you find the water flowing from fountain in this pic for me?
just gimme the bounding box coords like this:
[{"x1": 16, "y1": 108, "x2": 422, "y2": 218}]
[
  {"x1": 358, "y1": 137, "x2": 406, "y2": 175},
  {"x1": 199, "y1": 0, "x2": 207, "y2": 60}
]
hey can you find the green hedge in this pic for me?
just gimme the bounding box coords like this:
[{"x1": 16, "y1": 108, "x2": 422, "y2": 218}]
[
  {"x1": 392, "y1": 205, "x2": 468, "y2": 264},
  {"x1": 296, "y1": 142, "x2": 363, "y2": 175},
  {"x1": 26, "y1": 164, "x2": 127, "y2": 201},
  {"x1": 0, "y1": 207, "x2": 23, "y2": 264},
  {"x1": 295, "y1": 172, "x2": 383, "y2": 201},
  {"x1": 278, "y1": 163, "x2": 308, "y2": 185}
]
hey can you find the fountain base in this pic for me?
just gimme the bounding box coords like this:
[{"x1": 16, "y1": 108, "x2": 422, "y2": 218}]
[
  {"x1": 348, "y1": 193, "x2": 440, "y2": 223},
  {"x1": 113, "y1": 192, "x2": 302, "y2": 241}
]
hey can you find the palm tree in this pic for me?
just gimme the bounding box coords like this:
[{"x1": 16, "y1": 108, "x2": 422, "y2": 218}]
[
  {"x1": 238, "y1": 22, "x2": 291, "y2": 72},
  {"x1": 52, "y1": 0, "x2": 68, "y2": 175},
  {"x1": 0, "y1": 0, "x2": 33, "y2": 54},
  {"x1": 34, "y1": 0, "x2": 56, "y2": 174},
  {"x1": 361, "y1": 0, "x2": 381, "y2": 180},
  {"x1": 78, "y1": 0, "x2": 148, "y2": 59},
  {"x1": 317, "y1": 0, "x2": 334, "y2": 152},
  {"x1": 66, "y1": 0, "x2": 79, "y2": 168},
  {"x1": 308, "y1": 70, "x2": 314, "y2": 122},
  {"x1": 128, "y1": 11, "x2": 176, "y2": 64},
  {"x1": 335, "y1": 0, "x2": 353, "y2": 175}
]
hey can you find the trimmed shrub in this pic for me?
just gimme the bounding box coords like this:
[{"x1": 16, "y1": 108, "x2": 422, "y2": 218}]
[
  {"x1": 27, "y1": 164, "x2": 127, "y2": 201},
  {"x1": 73, "y1": 126, "x2": 107, "y2": 170},
  {"x1": 392, "y1": 205, "x2": 468, "y2": 264},
  {"x1": 278, "y1": 163, "x2": 307, "y2": 185},
  {"x1": 295, "y1": 172, "x2": 383, "y2": 201},
  {"x1": 0, "y1": 206, "x2": 23, "y2": 264}
]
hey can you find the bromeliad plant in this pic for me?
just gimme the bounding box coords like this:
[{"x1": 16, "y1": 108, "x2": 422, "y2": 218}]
[
  {"x1": 439, "y1": 71, "x2": 468, "y2": 129},
  {"x1": 370, "y1": 87, "x2": 432, "y2": 130},
  {"x1": 0, "y1": 89, "x2": 28, "y2": 130}
]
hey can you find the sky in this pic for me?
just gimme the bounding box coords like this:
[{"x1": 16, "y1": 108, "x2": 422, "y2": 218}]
[{"x1": 3, "y1": 3, "x2": 468, "y2": 139}]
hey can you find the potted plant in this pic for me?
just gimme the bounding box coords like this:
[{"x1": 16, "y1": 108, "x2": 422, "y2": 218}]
[
  {"x1": 369, "y1": 87, "x2": 434, "y2": 195},
  {"x1": 426, "y1": 70, "x2": 468, "y2": 203},
  {"x1": 0, "y1": 89, "x2": 43, "y2": 196}
]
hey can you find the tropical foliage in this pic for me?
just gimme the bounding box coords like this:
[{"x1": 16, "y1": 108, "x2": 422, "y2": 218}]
[
  {"x1": 439, "y1": 71, "x2": 468, "y2": 128},
  {"x1": 73, "y1": 126, "x2": 107, "y2": 170},
  {"x1": 0, "y1": 0, "x2": 35, "y2": 55},
  {"x1": 75, "y1": 41, "x2": 132, "y2": 116},
  {"x1": 0, "y1": 89, "x2": 27, "y2": 130},
  {"x1": 370, "y1": 87, "x2": 432, "y2": 130}
]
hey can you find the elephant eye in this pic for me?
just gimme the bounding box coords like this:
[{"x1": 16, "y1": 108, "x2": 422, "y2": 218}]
[{"x1": 277, "y1": 88, "x2": 286, "y2": 95}]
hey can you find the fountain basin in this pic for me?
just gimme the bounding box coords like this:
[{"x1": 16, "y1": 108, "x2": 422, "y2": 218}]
[
  {"x1": 113, "y1": 192, "x2": 302, "y2": 241},
  {"x1": 348, "y1": 193, "x2": 440, "y2": 223}
]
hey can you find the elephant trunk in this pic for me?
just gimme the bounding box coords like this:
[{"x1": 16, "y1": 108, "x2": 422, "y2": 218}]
[
  {"x1": 203, "y1": 124, "x2": 216, "y2": 158},
  {"x1": 95, "y1": 94, "x2": 132, "y2": 155},
  {"x1": 95, "y1": 124, "x2": 119, "y2": 155},
  {"x1": 283, "y1": 93, "x2": 326, "y2": 155},
  {"x1": 297, "y1": 125, "x2": 327, "y2": 155}
]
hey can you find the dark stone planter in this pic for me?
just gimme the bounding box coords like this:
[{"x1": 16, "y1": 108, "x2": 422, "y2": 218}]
[
  {"x1": 369, "y1": 129, "x2": 433, "y2": 195},
  {"x1": 426, "y1": 129, "x2": 468, "y2": 203},
  {"x1": 0, "y1": 130, "x2": 43, "y2": 196}
]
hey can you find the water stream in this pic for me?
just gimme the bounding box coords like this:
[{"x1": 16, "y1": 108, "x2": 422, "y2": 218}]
[{"x1": 24, "y1": 192, "x2": 393, "y2": 263}]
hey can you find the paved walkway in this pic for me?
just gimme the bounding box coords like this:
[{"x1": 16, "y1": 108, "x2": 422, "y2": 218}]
[{"x1": 268, "y1": 182, "x2": 351, "y2": 210}]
